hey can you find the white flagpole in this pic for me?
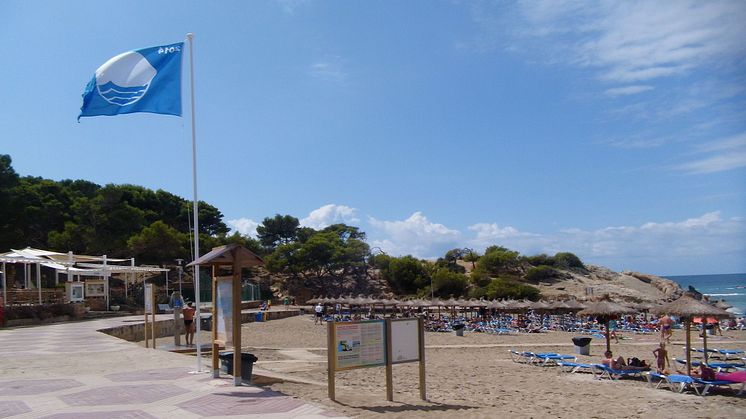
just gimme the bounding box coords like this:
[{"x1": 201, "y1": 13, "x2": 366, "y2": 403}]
[{"x1": 186, "y1": 32, "x2": 203, "y2": 372}]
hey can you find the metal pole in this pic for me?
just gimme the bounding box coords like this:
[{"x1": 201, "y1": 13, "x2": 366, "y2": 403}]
[
  {"x1": 103, "y1": 255, "x2": 109, "y2": 311},
  {"x1": 176, "y1": 259, "x2": 183, "y2": 295},
  {"x1": 2, "y1": 262, "x2": 6, "y2": 306},
  {"x1": 36, "y1": 263, "x2": 42, "y2": 304},
  {"x1": 187, "y1": 32, "x2": 203, "y2": 371}
]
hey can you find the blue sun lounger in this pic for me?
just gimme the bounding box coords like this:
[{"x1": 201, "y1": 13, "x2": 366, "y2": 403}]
[
  {"x1": 557, "y1": 361, "x2": 594, "y2": 373},
  {"x1": 716, "y1": 349, "x2": 745, "y2": 360},
  {"x1": 531, "y1": 353, "x2": 577, "y2": 366},
  {"x1": 591, "y1": 364, "x2": 646, "y2": 380}
]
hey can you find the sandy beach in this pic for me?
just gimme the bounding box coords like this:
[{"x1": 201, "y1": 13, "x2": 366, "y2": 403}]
[{"x1": 147, "y1": 313, "x2": 746, "y2": 418}]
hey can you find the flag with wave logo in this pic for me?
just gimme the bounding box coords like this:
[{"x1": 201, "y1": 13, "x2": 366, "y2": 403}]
[{"x1": 79, "y1": 42, "x2": 183, "y2": 121}]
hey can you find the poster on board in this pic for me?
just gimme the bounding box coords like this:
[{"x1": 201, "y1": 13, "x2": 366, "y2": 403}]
[
  {"x1": 144, "y1": 283, "x2": 154, "y2": 314},
  {"x1": 390, "y1": 319, "x2": 420, "y2": 364},
  {"x1": 215, "y1": 277, "x2": 234, "y2": 346},
  {"x1": 334, "y1": 320, "x2": 386, "y2": 370},
  {"x1": 67, "y1": 282, "x2": 85, "y2": 302},
  {"x1": 86, "y1": 280, "x2": 106, "y2": 297}
]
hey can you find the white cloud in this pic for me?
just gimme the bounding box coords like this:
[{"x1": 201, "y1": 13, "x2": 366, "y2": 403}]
[
  {"x1": 604, "y1": 85, "x2": 653, "y2": 96},
  {"x1": 300, "y1": 204, "x2": 360, "y2": 230},
  {"x1": 274, "y1": 0, "x2": 309, "y2": 14},
  {"x1": 673, "y1": 131, "x2": 746, "y2": 174},
  {"x1": 524, "y1": 1, "x2": 746, "y2": 83},
  {"x1": 310, "y1": 55, "x2": 348, "y2": 83},
  {"x1": 227, "y1": 217, "x2": 259, "y2": 237},
  {"x1": 368, "y1": 212, "x2": 461, "y2": 258},
  {"x1": 465, "y1": 212, "x2": 745, "y2": 273}
]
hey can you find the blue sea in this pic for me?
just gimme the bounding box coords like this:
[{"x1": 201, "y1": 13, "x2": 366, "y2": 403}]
[{"x1": 665, "y1": 273, "x2": 746, "y2": 316}]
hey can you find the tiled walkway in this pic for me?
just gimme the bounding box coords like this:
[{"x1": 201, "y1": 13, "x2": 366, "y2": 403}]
[{"x1": 0, "y1": 317, "x2": 345, "y2": 418}]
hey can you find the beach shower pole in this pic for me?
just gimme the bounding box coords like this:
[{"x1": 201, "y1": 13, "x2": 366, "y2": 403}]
[{"x1": 187, "y1": 32, "x2": 203, "y2": 372}]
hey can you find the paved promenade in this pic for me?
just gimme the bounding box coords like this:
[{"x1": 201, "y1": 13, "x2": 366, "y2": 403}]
[{"x1": 0, "y1": 316, "x2": 345, "y2": 419}]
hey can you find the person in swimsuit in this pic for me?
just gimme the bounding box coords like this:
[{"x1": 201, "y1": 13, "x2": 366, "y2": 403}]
[
  {"x1": 659, "y1": 315, "x2": 673, "y2": 343},
  {"x1": 183, "y1": 302, "x2": 196, "y2": 345},
  {"x1": 652, "y1": 342, "x2": 669, "y2": 373}
]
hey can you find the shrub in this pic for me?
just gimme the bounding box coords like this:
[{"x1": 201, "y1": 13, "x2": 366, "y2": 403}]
[
  {"x1": 554, "y1": 252, "x2": 585, "y2": 270},
  {"x1": 525, "y1": 265, "x2": 557, "y2": 282},
  {"x1": 484, "y1": 277, "x2": 541, "y2": 300}
]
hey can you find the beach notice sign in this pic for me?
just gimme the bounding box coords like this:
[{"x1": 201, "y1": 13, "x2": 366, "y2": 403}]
[
  {"x1": 333, "y1": 320, "x2": 386, "y2": 370},
  {"x1": 390, "y1": 319, "x2": 420, "y2": 364},
  {"x1": 327, "y1": 317, "x2": 426, "y2": 402},
  {"x1": 144, "y1": 283, "x2": 154, "y2": 314},
  {"x1": 215, "y1": 277, "x2": 234, "y2": 346}
]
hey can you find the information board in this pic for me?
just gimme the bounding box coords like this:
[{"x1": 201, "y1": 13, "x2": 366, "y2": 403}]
[
  {"x1": 66, "y1": 282, "x2": 84, "y2": 303},
  {"x1": 215, "y1": 277, "x2": 234, "y2": 346},
  {"x1": 390, "y1": 319, "x2": 420, "y2": 364},
  {"x1": 334, "y1": 320, "x2": 386, "y2": 370},
  {"x1": 86, "y1": 280, "x2": 106, "y2": 297},
  {"x1": 144, "y1": 283, "x2": 154, "y2": 314}
]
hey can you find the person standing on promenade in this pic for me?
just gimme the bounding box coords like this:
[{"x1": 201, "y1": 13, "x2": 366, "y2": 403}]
[{"x1": 183, "y1": 302, "x2": 196, "y2": 345}]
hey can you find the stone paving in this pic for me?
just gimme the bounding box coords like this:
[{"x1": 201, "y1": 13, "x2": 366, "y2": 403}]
[{"x1": 0, "y1": 316, "x2": 346, "y2": 418}]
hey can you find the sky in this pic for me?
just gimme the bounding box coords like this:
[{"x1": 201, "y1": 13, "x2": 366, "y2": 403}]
[{"x1": 2, "y1": 1, "x2": 745, "y2": 276}]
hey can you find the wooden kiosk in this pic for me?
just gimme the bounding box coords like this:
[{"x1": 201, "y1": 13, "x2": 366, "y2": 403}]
[{"x1": 188, "y1": 244, "x2": 263, "y2": 386}]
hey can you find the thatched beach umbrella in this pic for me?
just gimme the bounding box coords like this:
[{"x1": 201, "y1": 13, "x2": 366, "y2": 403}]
[
  {"x1": 652, "y1": 295, "x2": 732, "y2": 375},
  {"x1": 577, "y1": 299, "x2": 636, "y2": 353},
  {"x1": 529, "y1": 300, "x2": 552, "y2": 313},
  {"x1": 563, "y1": 299, "x2": 586, "y2": 312},
  {"x1": 488, "y1": 299, "x2": 505, "y2": 310}
]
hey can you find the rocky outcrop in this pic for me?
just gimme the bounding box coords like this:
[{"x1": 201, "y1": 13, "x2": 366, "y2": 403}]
[
  {"x1": 623, "y1": 271, "x2": 683, "y2": 298},
  {"x1": 535, "y1": 265, "x2": 685, "y2": 303}
]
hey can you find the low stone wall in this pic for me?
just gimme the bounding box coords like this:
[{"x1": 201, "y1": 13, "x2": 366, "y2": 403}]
[{"x1": 98, "y1": 309, "x2": 301, "y2": 342}]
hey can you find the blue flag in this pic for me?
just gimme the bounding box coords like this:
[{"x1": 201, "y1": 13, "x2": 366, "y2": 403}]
[{"x1": 79, "y1": 42, "x2": 183, "y2": 121}]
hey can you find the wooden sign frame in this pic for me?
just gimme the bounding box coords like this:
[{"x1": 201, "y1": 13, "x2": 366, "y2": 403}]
[
  {"x1": 211, "y1": 265, "x2": 242, "y2": 386},
  {"x1": 327, "y1": 317, "x2": 426, "y2": 402},
  {"x1": 143, "y1": 283, "x2": 156, "y2": 349}
]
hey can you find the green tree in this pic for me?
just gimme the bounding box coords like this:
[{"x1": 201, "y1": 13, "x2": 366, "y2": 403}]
[
  {"x1": 256, "y1": 214, "x2": 300, "y2": 248},
  {"x1": 435, "y1": 248, "x2": 466, "y2": 273},
  {"x1": 462, "y1": 248, "x2": 480, "y2": 269},
  {"x1": 127, "y1": 221, "x2": 187, "y2": 264},
  {"x1": 476, "y1": 246, "x2": 521, "y2": 275},
  {"x1": 431, "y1": 268, "x2": 469, "y2": 297},
  {"x1": 377, "y1": 255, "x2": 430, "y2": 295}
]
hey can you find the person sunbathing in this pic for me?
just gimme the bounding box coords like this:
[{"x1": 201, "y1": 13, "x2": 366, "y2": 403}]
[{"x1": 602, "y1": 351, "x2": 649, "y2": 371}]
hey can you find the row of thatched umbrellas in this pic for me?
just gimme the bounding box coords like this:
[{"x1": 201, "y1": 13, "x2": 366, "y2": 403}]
[
  {"x1": 306, "y1": 296, "x2": 589, "y2": 312},
  {"x1": 309, "y1": 294, "x2": 733, "y2": 376}
]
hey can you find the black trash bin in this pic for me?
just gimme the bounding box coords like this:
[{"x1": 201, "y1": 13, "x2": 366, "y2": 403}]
[
  {"x1": 572, "y1": 337, "x2": 592, "y2": 356},
  {"x1": 452, "y1": 323, "x2": 466, "y2": 337},
  {"x1": 219, "y1": 352, "x2": 259, "y2": 383},
  {"x1": 200, "y1": 313, "x2": 212, "y2": 331}
]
